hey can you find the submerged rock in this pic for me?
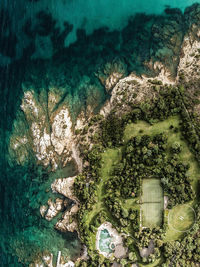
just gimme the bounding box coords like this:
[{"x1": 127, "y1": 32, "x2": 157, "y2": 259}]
[
  {"x1": 100, "y1": 5, "x2": 200, "y2": 117},
  {"x1": 40, "y1": 205, "x2": 48, "y2": 218},
  {"x1": 30, "y1": 251, "x2": 76, "y2": 267},
  {"x1": 96, "y1": 59, "x2": 128, "y2": 92}
]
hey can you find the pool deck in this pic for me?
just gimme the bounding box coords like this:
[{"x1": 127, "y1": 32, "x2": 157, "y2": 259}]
[{"x1": 96, "y1": 222, "x2": 125, "y2": 258}]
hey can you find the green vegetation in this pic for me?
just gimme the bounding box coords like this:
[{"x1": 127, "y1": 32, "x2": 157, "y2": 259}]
[
  {"x1": 140, "y1": 256, "x2": 165, "y2": 267},
  {"x1": 168, "y1": 204, "x2": 196, "y2": 232},
  {"x1": 75, "y1": 85, "x2": 200, "y2": 266},
  {"x1": 164, "y1": 209, "x2": 185, "y2": 242},
  {"x1": 141, "y1": 179, "x2": 164, "y2": 228},
  {"x1": 84, "y1": 148, "x2": 122, "y2": 227},
  {"x1": 124, "y1": 116, "x2": 179, "y2": 142},
  {"x1": 124, "y1": 116, "x2": 200, "y2": 188},
  {"x1": 163, "y1": 206, "x2": 200, "y2": 266}
]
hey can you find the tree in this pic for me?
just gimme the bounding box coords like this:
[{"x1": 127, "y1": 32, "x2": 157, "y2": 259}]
[
  {"x1": 122, "y1": 208, "x2": 129, "y2": 218},
  {"x1": 171, "y1": 142, "x2": 181, "y2": 153},
  {"x1": 120, "y1": 258, "x2": 128, "y2": 266},
  {"x1": 128, "y1": 251, "x2": 137, "y2": 262}
]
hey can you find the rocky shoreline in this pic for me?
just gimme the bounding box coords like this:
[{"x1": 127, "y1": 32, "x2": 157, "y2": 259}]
[{"x1": 5, "y1": 3, "x2": 200, "y2": 266}]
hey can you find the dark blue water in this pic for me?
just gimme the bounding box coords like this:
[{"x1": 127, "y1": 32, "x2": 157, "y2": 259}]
[{"x1": 0, "y1": 0, "x2": 199, "y2": 266}]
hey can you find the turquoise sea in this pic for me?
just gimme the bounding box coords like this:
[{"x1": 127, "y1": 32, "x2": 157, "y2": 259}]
[{"x1": 0, "y1": 0, "x2": 199, "y2": 265}]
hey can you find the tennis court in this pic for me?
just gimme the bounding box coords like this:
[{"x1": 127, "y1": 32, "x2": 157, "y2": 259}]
[{"x1": 141, "y1": 179, "x2": 164, "y2": 227}]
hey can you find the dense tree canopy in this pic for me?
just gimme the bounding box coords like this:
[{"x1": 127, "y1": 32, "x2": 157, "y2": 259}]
[{"x1": 74, "y1": 84, "x2": 200, "y2": 266}]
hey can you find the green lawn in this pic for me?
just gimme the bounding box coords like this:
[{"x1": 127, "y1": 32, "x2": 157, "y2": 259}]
[
  {"x1": 168, "y1": 204, "x2": 196, "y2": 232},
  {"x1": 84, "y1": 148, "x2": 122, "y2": 229},
  {"x1": 139, "y1": 256, "x2": 165, "y2": 267},
  {"x1": 141, "y1": 179, "x2": 164, "y2": 228},
  {"x1": 124, "y1": 116, "x2": 180, "y2": 143},
  {"x1": 99, "y1": 148, "x2": 122, "y2": 200}
]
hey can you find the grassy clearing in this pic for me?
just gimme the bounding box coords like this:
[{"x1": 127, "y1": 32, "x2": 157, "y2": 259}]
[
  {"x1": 83, "y1": 148, "x2": 122, "y2": 250},
  {"x1": 139, "y1": 256, "x2": 165, "y2": 267},
  {"x1": 141, "y1": 179, "x2": 164, "y2": 228},
  {"x1": 86, "y1": 148, "x2": 122, "y2": 225},
  {"x1": 124, "y1": 116, "x2": 180, "y2": 143},
  {"x1": 99, "y1": 148, "x2": 122, "y2": 200},
  {"x1": 163, "y1": 210, "x2": 184, "y2": 241},
  {"x1": 168, "y1": 204, "x2": 196, "y2": 232},
  {"x1": 164, "y1": 203, "x2": 196, "y2": 242}
]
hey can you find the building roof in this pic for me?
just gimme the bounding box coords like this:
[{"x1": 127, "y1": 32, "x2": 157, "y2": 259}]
[
  {"x1": 112, "y1": 262, "x2": 121, "y2": 267},
  {"x1": 114, "y1": 244, "x2": 127, "y2": 259}
]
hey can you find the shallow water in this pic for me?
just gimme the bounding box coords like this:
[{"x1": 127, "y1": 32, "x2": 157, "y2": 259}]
[
  {"x1": 0, "y1": 0, "x2": 199, "y2": 62},
  {"x1": 0, "y1": 0, "x2": 199, "y2": 265}
]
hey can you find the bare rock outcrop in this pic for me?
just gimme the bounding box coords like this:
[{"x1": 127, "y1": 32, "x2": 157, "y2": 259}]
[
  {"x1": 55, "y1": 203, "x2": 79, "y2": 233},
  {"x1": 50, "y1": 177, "x2": 80, "y2": 232},
  {"x1": 8, "y1": 87, "x2": 75, "y2": 170},
  {"x1": 40, "y1": 198, "x2": 69, "y2": 221},
  {"x1": 51, "y1": 176, "x2": 78, "y2": 203}
]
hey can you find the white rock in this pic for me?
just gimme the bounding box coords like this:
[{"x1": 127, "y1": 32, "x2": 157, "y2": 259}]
[
  {"x1": 51, "y1": 177, "x2": 78, "y2": 202},
  {"x1": 40, "y1": 205, "x2": 48, "y2": 218},
  {"x1": 44, "y1": 198, "x2": 64, "y2": 221},
  {"x1": 51, "y1": 108, "x2": 72, "y2": 155}
]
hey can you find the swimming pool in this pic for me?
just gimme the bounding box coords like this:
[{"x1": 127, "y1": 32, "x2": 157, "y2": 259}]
[{"x1": 99, "y1": 229, "x2": 114, "y2": 254}]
